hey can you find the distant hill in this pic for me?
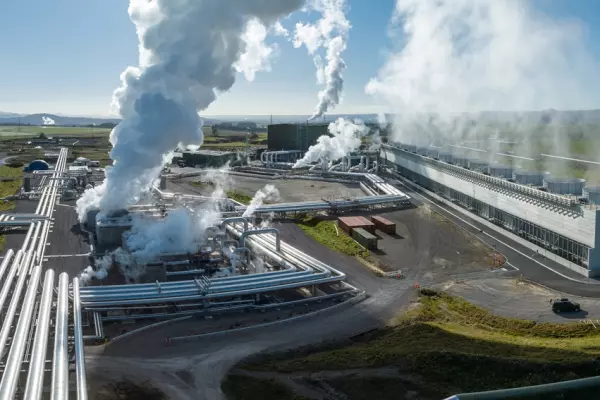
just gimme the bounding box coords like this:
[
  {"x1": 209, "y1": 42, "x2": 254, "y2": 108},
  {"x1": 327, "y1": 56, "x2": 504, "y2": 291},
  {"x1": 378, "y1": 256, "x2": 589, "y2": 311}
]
[
  {"x1": 0, "y1": 112, "x2": 223, "y2": 127},
  {"x1": 0, "y1": 113, "x2": 121, "y2": 126},
  {"x1": 1, "y1": 110, "x2": 599, "y2": 128}
]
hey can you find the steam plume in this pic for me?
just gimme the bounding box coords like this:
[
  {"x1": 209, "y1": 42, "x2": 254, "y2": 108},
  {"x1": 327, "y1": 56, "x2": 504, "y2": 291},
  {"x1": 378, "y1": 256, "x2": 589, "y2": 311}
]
[
  {"x1": 42, "y1": 116, "x2": 55, "y2": 126},
  {"x1": 366, "y1": 0, "x2": 600, "y2": 163},
  {"x1": 294, "y1": 0, "x2": 350, "y2": 120},
  {"x1": 242, "y1": 184, "x2": 281, "y2": 217},
  {"x1": 80, "y1": 162, "x2": 234, "y2": 284},
  {"x1": 76, "y1": 0, "x2": 305, "y2": 220},
  {"x1": 236, "y1": 19, "x2": 284, "y2": 81},
  {"x1": 293, "y1": 118, "x2": 367, "y2": 168}
]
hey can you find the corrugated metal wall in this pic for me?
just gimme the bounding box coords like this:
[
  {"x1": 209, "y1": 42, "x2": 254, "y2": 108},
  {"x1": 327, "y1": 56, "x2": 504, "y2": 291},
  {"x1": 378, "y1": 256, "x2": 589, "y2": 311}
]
[{"x1": 267, "y1": 124, "x2": 329, "y2": 151}]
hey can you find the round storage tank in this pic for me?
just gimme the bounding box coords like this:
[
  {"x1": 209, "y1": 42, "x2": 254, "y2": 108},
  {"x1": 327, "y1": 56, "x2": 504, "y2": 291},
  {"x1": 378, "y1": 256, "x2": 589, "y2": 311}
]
[
  {"x1": 416, "y1": 146, "x2": 429, "y2": 156},
  {"x1": 439, "y1": 152, "x2": 453, "y2": 163},
  {"x1": 427, "y1": 148, "x2": 440, "y2": 159},
  {"x1": 27, "y1": 160, "x2": 49, "y2": 171},
  {"x1": 453, "y1": 156, "x2": 469, "y2": 168},
  {"x1": 488, "y1": 164, "x2": 513, "y2": 178},
  {"x1": 514, "y1": 170, "x2": 549, "y2": 186},
  {"x1": 543, "y1": 177, "x2": 585, "y2": 195},
  {"x1": 468, "y1": 160, "x2": 489, "y2": 172},
  {"x1": 405, "y1": 144, "x2": 417, "y2": 153},
  {"x1": 583, "y1": 186, "x2": 600, "y2": 204}
]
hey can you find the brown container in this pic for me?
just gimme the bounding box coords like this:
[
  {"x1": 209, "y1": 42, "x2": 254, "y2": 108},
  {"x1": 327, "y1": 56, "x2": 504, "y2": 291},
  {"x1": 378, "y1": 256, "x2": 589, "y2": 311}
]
[
  {"x1": 370, "y1": 215, "x2": 396, "y2": 234},
  {"x1": 338, "y1": 216, "x2": 375, "y2": 234}
]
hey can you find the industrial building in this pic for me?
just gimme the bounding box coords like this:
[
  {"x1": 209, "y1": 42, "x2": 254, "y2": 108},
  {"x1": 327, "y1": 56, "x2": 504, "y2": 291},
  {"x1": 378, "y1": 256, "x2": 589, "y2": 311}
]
[
  {"x1": 267, "y1": 123, "x2": 329, "y2": 151},
  {"x1": 381, "y1": 143, "x2": 600, "y2": 277},
  {"x1": 179, "y1": 149, "x2": 242, "y2": 167}
]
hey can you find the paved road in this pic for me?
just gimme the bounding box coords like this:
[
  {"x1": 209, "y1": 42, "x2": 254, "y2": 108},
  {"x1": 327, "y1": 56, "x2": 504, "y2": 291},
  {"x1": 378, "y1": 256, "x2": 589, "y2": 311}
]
[
  {"x1": 87, "y1": 281, "x2": 416, "y2": 400},
  {"x1": 440, "y1": 277, "x2": 600, "y2": 322},
  {"x1": 392, "y1": 177, "x2": 600, "y2": 297}
]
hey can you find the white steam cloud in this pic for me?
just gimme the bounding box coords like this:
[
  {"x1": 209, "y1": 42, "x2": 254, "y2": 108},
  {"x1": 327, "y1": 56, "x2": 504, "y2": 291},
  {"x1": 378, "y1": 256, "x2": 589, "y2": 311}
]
[
  {"x1": 294, "y1": 0, "x2": 350, "y2": 120},
  {"x1": 366, "y1": 0, "x2": 600, "y2": 156},
  {"x1": 125, "y1": 208, "x2": 220, "y2": 264},
  {"x1": 242, "y1": 184, "x2": 281, "y2": 217},
  {"x1": 80, "y1": 163, "x2": 234, "y2": 285},
  {"x1": 236, "y1": 19, "x2": 282, "y2": 81},
  {"x1": 76, "y1": 0, "x2": 305, "y2": 220},
  {"x1": 272, "y1": 21, "x2": 290, "y2": 37},
  {"x1": 293, "y1": 118, "x2": 367, "y2": 168},
  {"x1": 42, "y1": 116, "x2": 56, "y2": 126}
]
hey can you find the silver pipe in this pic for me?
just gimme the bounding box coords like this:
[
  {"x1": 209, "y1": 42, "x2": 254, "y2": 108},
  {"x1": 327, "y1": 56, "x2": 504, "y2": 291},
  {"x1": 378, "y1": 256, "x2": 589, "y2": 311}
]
[
  {"x1": 23, "y1": 269, "x2": 55, "y2": 400},
  {"x1": 0, "y1": 249, "x2": 14, "y2": 280},
  {"x1": 0, "y1": 264, "x2": 42, "y2": 399},
  {"x1": 35, "y1": 221, "x2": 49, "y2": 265},
  {"x1": 73, "y1": 278, "x2": 88, "y2": 400},
  {"x1": 21, "y1": 222, "x2": 35, "y2": 250},
  {"x1": 28, "y1": 221, "x2": 42, "y2": 266},
  {"x1": 221, "y1": 217, "x2": 248, "y2": 232},
  {"x1": 51, "y1": 273, "x2": 69, "y2": 400},
  {"x1": 240, "y1": 228, "x2": 280, "y2": 252},
  {"x1": 0, "y1": 251, "x2": 33, "y2": 360}
]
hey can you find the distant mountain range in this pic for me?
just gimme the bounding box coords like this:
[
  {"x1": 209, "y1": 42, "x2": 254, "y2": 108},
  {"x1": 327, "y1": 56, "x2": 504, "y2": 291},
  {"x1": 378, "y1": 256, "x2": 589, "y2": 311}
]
[{"x1": 1, "y1": 110, "x2": 599, "y2": 127}]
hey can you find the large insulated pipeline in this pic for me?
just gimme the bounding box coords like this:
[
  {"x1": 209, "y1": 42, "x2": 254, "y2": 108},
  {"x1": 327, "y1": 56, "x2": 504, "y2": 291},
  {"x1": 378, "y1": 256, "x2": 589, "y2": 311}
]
[
  {"x1": 221, "y1": 217, "x2": 248, "y2": 232},
  {"x1": 240, "y1": 228, "x2": 281, "y2": 252},
  {"x1": 0, "y1": 251, "x2": 32, "y2": 360},
  {"x1": 0, "y1": 265, "x2": 42, "y2": 399},
  {"x1": 23, "y1": 269, "x2": 55, "y2": 400},
  {"x1": 73, "y1": 278, "x2": 88, "y2": 400},
  {"x1": 51, "y1": 273, "x2": 70, "y2": 400}
]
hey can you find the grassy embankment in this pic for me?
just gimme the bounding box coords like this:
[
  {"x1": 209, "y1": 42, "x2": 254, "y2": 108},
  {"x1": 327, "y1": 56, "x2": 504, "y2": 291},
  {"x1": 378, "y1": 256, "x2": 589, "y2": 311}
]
[
  {"x1": 222, "y1": 375, "x2": 310, "y2": 400},
  {"x1": 295, "y1": 216, "x2": 387, "y2": 276},
  {"x1": 228, "y1": 290, "x2": 600, "y2": 399},
  {"x1": 296, "y1": 217, "x2": 370, "y2": 259},
  {"x1": 0, "y1": 166, "x2": 24, "y2": 251}
]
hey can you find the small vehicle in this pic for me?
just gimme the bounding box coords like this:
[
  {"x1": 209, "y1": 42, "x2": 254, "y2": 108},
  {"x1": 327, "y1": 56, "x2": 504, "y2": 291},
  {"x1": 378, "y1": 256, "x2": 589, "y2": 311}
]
[{"x1": 552, "y1": 298, "x2": 581, "y2": 313}]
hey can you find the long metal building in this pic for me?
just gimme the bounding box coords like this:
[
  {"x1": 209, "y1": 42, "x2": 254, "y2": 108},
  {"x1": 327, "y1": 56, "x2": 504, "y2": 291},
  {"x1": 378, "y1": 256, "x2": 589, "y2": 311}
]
[{"x1": 381, "y1": 143, "x2": 600, "y2": 278}]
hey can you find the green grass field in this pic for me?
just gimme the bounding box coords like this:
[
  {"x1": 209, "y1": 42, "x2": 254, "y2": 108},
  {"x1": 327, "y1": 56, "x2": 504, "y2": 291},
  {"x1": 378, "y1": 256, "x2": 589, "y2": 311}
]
[
  {"x1": 0, "y1": 166, "x2": 24, "y2": 251},
  {"x1": 222, "y1": 375, "x2": 310, "y2": 400},
  {"x1": 236, "y1": 290, "x2": 600, "y2": 398},
  {"x1": 226, "y1": 190, "x2": 253, "y2": 205},
  {"x1": 0, "y1": 125, "x2": 112, "y2": 137},
  {"x1": 296, "y1": 217, "x2": 370, "y2": 258}
]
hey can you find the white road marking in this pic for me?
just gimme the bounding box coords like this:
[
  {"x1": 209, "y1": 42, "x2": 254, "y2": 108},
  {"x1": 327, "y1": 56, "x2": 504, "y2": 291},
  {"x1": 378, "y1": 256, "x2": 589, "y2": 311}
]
[{"x1": 45, "y1": 253, "x2": 91, "y2": 258}]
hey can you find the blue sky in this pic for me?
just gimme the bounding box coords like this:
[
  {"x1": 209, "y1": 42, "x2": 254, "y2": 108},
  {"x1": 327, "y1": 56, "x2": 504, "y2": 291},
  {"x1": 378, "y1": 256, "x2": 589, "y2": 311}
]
[{"x1": 0, "y1": 0, "x2": 598, "y2": 117}]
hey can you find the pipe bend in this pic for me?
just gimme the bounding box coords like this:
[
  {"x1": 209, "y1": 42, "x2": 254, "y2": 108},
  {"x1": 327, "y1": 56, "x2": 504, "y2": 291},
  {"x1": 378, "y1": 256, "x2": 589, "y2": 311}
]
[{"x1": 240, "y1": 228, "x2": 280, "y2": 252}]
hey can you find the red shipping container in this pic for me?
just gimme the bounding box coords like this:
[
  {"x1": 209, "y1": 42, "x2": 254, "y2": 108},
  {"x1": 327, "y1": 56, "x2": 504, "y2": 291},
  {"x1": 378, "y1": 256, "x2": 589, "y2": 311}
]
[
  {"x1": 338, "y1": 216, "x2": 375, "y2": 234},
  {"x1": 370, "y1": 215, "x2": 396, "y2": 234}
]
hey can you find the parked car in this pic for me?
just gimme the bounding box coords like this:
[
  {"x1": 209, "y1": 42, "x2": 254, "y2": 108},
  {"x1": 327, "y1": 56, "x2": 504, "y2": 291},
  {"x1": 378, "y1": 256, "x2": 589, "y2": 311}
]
[{"x1": 552, "y1": 298, "x2": 581, "y2": 313}]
